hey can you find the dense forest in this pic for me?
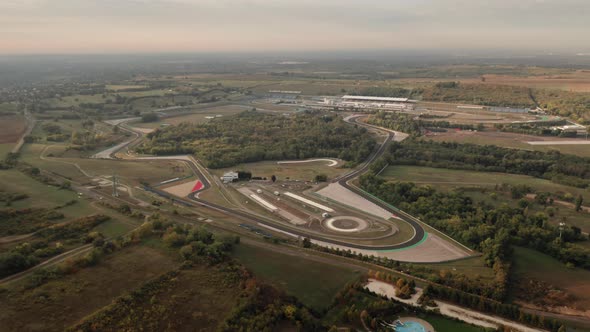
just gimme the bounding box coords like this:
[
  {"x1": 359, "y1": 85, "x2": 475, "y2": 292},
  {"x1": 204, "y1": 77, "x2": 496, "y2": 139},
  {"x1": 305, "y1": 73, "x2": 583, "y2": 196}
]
[
  {"x1": 383, "y1": 140, "x2": 590, "y2": 188},
  {"x1": 138, "y1": 110, "x2": 377, "y2": 168}
]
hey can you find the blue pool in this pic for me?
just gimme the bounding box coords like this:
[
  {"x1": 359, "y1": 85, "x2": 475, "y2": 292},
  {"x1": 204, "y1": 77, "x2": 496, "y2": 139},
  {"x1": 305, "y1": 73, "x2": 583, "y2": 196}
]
[{"x1": 395, "y1": 321, "x2": 427, "y2": 332}]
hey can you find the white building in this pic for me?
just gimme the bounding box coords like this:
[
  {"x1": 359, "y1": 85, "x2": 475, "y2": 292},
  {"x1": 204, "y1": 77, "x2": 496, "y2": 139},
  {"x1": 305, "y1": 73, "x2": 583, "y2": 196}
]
[{"x1": 221, "y1": 171, "x2": 239, "y2": 183}]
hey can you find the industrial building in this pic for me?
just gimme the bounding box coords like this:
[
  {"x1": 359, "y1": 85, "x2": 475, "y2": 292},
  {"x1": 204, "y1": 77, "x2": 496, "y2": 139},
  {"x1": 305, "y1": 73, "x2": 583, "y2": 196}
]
[
  {"x1": 321, "y1": 95, "x2": 417, "y2": 111},
  {"x1": 221, "y1": 171, "x2": 239, "y2": 183}
]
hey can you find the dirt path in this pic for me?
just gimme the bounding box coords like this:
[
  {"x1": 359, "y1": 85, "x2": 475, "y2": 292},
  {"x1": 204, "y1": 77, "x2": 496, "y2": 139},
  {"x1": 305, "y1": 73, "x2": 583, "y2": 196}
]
[
  {"x1": 526, "y1": 193, "x2": 590, "y2": 213},
  {"x1": 365, "y1": 279, "x2": 546, "y2": 332},
  {"x1": 11, "y1": 109, "x2": 35, "y2": 154}
]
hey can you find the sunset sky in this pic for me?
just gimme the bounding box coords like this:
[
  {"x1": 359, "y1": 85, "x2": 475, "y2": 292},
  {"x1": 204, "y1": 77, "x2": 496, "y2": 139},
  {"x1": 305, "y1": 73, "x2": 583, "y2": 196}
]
[{"x1": 1, "y1": 0, "x2": 588, "y2": 54}]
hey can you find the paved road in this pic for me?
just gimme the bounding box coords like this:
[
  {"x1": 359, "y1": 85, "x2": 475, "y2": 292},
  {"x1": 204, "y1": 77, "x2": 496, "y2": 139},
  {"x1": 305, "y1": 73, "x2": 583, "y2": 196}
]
[{"x1": 91, "y1": 112, "x2": 426, "y2": 251}]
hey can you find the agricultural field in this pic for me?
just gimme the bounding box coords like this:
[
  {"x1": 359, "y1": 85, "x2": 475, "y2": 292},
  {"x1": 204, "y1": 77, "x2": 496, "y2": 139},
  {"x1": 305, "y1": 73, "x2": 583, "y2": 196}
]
[
  {"x1": 459, "y1": 71, "x2": 590, "y2": 92},
  {"x1": 380, "y1": 165, "x2": 589, "y2": 198},
  {"x1": 423, "y1": 130, "x2": 590, "y2": 158},
  {"x1": 0, "y1": 115, "x2": 26, "y2": 144},
  {"x1": 232, "y1": 243, "x2": 362, "y2": 311}
]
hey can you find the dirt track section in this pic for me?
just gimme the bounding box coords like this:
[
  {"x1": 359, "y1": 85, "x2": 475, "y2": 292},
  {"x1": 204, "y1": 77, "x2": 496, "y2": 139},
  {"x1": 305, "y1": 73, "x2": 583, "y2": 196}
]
[{"x1": 163, "y1": 180, "x2": 197, "y2": 197}]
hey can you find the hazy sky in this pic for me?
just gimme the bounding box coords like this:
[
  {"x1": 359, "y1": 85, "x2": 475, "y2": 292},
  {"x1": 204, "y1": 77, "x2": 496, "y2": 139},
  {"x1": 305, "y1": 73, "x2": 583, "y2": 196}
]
[{"x1": 1, "y1": 0, "x2": 588, "y2": 54}]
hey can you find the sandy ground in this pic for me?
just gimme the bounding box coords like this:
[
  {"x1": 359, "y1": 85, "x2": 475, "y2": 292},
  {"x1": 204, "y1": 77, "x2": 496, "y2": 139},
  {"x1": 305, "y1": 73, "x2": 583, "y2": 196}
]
[
  {"x1": 277, "y1": 158, "x2": 339, "y2": 167},
  {"x1": 317, "y1": 183, "x2": 393, "y2": 220},
  {"x1": 527, "y1": 140, "x2": 590, "y2": 145},
  {"x1": 365, "y1": 279, "x2": 547, "y2": 332},
  {"x1": 162, "y1": 180, "x2": 196, "y2": 197}
]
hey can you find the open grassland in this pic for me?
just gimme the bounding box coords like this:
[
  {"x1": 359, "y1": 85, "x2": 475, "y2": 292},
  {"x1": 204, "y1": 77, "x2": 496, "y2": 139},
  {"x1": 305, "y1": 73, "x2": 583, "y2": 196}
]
[
  {"x1": 211, "y1": 160, "x2": 347, "y2": 183},
  {"x1": 232, "y1": 243, "x2": 362, "y2": 311},
  {"x1": 19, "y1": 144, "x2": 191, "y2": 185},
  {"x1": 0, "y1": 143, "x2": 14, "y2": 159},
  {"x1": 0, "y1": 115, "x2": 26, "y2": 144},
  {"x1": 133, "y1": 105, "x2": 247, "y2": 129},
  {"x1": 0, "y1": 245, "x2": 179, "y2": 332},
  {"x1": 71, "y1": 263, "x2": 242, "y2": 332},
  {"x1": 381, "y1": 166, "x2": 588, "y2": 198},
  {"x1": 512, "y1": 246, "x2": 590, "y2": 311},
  {"x1": 0, "y1": 169, "x2": 80, "y2": 210},
  {"x1": 459, "y1": 71, "x2": 590, "y2": 92},
  {"x1": 420, "y1": 255, "x2": 495, "y2": 280},
  {"x1": 105, "y1": 84, "x2": 148, "y2": 91},
  {"x1": 423, "y1": 130, "x2": 590, "y2": 157}
]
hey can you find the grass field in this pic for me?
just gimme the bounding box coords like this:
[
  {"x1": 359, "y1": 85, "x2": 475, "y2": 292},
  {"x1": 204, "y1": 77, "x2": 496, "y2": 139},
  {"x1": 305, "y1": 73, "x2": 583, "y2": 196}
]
[
  {"x1": 424, "y1": 130, "x2": 590, "y2": 158},
  {"x1": 381, "y1": 165, "x2": 588, "y2": 198},
  {"x1": 512, "y1": 246, "x2": 590, "y2": 310},
  {"x1": 232, "y1": 243, "x2": 362, "y2": 311},
  {"x1": 0, "y1": 143, "x2": 14, "y2": 159},
  {"x1": 0, "y1": 245, "x2": 179, "y2": 332},
  {"x1": 19, "y1": 143, "x2": 191, "y2": 185},
  {"x1": 212, "y1": 160, "x2": 347, "y2": 183},
  {"x1": 0, "y1": 169, "x2": 80, "y2": 209},
  {"x1": 459, "y1": 71, "x2": 590, "y2": 92},
  {"x1": 132, "y1": 105, "x2": 247, "y2": 129},
  {"x1": 105, "y1": 84, "x2": 148, "y2": 91},
  {"x1": 420, "y1": 255, "x2": 495, "y2": 280},
  {"x1": 421, "y1": 314, "x2": 489, "y2": 332}
]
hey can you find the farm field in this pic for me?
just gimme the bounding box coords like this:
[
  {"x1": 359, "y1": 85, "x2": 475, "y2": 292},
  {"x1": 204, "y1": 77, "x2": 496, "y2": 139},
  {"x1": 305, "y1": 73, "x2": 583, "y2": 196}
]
[
  {"x1": 0, "y1": 245, "x2": 179, "y2": 332},
  {"x1": 512, "y1": 246, "x2": 590, "y2": 314},
  {"x1": 232, "y1": 243, "x2": 362, "y2": 311},
  {"x1": 380, "y1": 165, "x2": 588, "y2": 198},
  {"x1": 423, "y1": 130, "x2": 590, "y2": 158},
  {"x1": 0, "y1": 115, "x2": 26, "y2": 144}
]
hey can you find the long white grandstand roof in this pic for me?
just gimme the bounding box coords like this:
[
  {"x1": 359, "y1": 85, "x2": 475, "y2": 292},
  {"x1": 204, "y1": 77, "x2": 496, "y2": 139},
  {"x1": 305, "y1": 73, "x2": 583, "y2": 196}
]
[{"x1": 341, "y1": 95, "x2": 412, "y2": 103}]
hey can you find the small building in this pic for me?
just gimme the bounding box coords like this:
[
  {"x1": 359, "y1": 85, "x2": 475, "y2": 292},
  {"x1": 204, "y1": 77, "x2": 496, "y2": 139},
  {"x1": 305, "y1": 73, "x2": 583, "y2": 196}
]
[{"x1": 221, "y1": 171, "x2": 239, "y2": 183}]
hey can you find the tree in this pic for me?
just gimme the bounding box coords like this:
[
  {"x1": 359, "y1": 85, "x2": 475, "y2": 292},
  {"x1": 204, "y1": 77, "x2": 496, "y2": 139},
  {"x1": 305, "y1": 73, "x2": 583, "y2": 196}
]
[
  {"x1": 302, "y1": 237, "x2": 311, "y2": 248},
  {"x1": 141, "y1": 113, "x2": 159, "y2": 123},
  {"x1": 575, "y1": 194, "x2": 584, "y2": 212},
  {"x1": 314, "y1": 174, "x2": 328, "y2": 182}
]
